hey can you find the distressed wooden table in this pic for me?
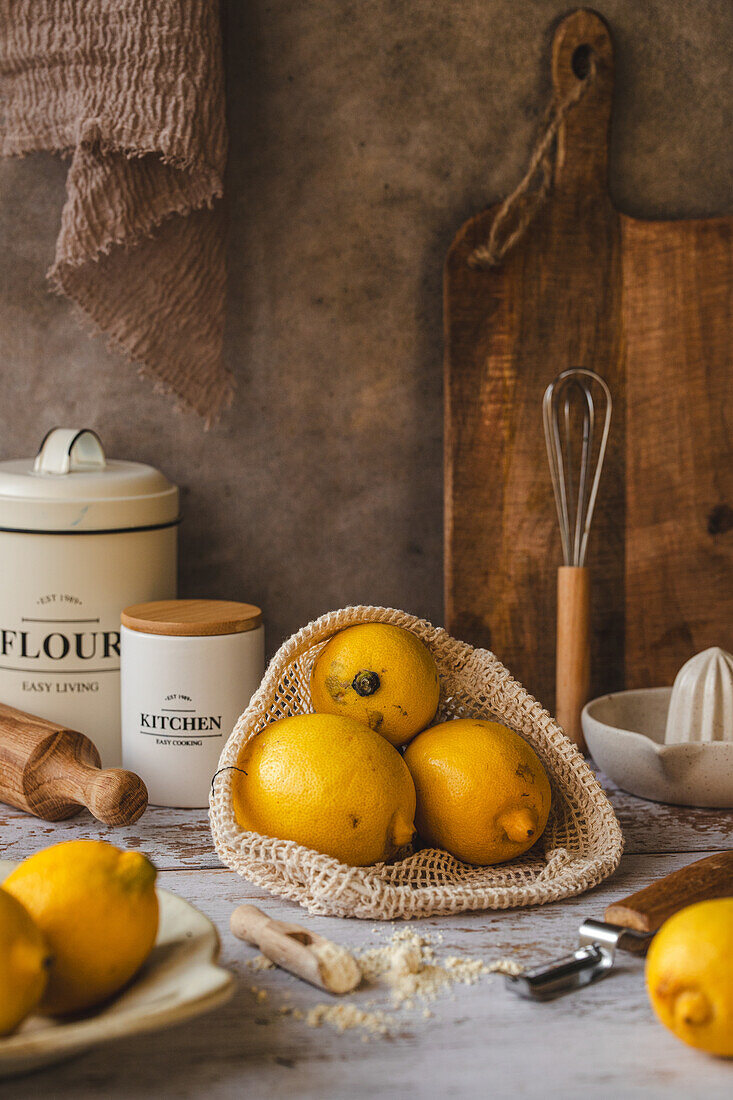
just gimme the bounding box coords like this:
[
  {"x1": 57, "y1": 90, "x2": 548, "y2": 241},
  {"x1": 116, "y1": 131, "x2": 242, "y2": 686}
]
[{"x1": 2, "y1": 774, "x2": 731, "y2": 1099}]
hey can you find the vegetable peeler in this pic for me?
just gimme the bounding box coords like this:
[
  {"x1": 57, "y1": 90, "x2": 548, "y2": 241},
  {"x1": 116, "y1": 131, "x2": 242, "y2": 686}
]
[{"x1": 506, "y1": 852, "x2": 733, "y2": 1000}]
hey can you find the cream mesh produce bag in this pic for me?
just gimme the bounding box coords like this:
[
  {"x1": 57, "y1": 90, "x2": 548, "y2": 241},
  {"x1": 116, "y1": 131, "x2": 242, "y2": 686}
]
[{"x1": 210, "y1": 606, "x2": 623, "y2": 919}]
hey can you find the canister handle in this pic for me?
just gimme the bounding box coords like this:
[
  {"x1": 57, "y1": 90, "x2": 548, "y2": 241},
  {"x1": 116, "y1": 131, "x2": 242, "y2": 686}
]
[{"x1": 34, "y1": 428, "x2": 107, "y2": 476}]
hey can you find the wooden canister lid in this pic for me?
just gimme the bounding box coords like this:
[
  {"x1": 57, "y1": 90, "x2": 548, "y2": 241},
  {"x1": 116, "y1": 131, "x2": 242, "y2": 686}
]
[{"x1": 121, "y1": 599, "x2": 262, "y2": 637}]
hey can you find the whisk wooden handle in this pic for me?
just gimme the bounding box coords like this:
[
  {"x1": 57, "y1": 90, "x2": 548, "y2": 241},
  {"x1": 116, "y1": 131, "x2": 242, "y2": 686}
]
[{"x1": 555, "y1": 566, "x2": 590, "y2": 750}]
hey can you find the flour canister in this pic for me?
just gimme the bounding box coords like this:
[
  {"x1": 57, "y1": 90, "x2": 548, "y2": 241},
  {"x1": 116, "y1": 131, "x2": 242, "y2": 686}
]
[
  {"x1": 0, "y1": 429, "x2": 179, "y2": 766},
  {"x1": 120, "y1": 600, "x2": 264, "y2": 807}
]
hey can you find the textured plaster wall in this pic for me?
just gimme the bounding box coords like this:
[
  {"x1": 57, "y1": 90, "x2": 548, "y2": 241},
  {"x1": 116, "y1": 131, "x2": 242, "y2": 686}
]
[{"x1": 1, "y1": 1, "x2": 731, "y2": 656}]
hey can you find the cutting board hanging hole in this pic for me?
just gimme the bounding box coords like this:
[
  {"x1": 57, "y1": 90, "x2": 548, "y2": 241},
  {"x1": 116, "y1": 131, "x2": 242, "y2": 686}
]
[
  {"x1": 571, "y1": 44, "x2": 593, "y2": 79},
  {"x1": 469, "y1": 10, "x2": 609, "y2": 269}
]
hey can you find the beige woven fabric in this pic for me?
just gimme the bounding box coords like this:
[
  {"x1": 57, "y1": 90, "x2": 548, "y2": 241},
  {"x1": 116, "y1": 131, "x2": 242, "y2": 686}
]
[
  {"x1": 210, "y1": 606, "x2": 624, "y2": 919},
  {"x1": 0, "y1": 0, "x2": 230, "y2": 419}
]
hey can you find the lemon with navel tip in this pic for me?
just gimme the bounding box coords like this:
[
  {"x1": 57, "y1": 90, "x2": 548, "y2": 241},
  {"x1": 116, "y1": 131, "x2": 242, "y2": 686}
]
[
  {"x1": 232, "y1": 713, "x2": 416, "y2": 866},
  {"x1": 646, "y1": 898, "x2": 733, "y2": 1057},
  {"x1": 310, "y1": 622, "x2": 440, "y2": 746},
  {"x1": 404, "y1": 718, "x2": 552, "y2": 865},
  {"x1": 0, "y1": 887, "x2": 52, "y2": 1035},
  {"x1": 3, "y1": 840, "x2": 159, "y2": 1015}
]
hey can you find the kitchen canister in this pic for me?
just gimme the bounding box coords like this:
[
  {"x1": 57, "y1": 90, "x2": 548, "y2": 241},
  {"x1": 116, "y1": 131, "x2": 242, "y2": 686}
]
[
  {"x1": 120, "y1": 600, "x2": 264, "y2": 807},
  {"x1": 0, "y1": 428, "x2": 179, "y2": 767}
]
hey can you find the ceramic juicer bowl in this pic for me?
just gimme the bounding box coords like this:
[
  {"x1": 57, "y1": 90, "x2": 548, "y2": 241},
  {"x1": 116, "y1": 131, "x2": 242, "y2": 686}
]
[
  {"x1": 583, "y1": 646, "x2": 733, "y2": 807},
  {"x1": 582, "y1": 685, "x2": 733, "y2": 808}
]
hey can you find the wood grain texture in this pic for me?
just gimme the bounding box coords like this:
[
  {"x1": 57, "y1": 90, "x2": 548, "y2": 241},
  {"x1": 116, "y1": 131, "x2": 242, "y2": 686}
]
[
  {"x1": 0, "y1": 702, "x2": 147, "y2": 825},
  {"x1": 3, "y1": 846, "x2": 731, "y2": 1099},
  {"x1": 121, "y1": 599, "x2": 262, "y2": 636},
  {"x1": 605, "y1": 851, "x2": 733, "y2": 932},
  {"x1": 445, "y1": 10, "x2": 625, "y2": 712},
  {"x1": 555, "y1": 566, "x2": 591, "y2": 749},
  {"x1": 0, "y1": 775, "x2": 731, "y2": 866},
  {"x1": 445, "y1": 10, "x2": 732, "y2": 712},
  {"x1": 622, "y1": 216, "x2": 733, "y2": 687}
]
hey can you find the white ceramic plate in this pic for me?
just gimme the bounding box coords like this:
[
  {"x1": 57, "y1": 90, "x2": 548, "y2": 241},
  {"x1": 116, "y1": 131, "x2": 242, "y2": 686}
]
[
  {"x1": 0, "y1": 861, "x2": 234, "y2": 1079},
  {"x1": 582, "y1": 688, "x2": 733, "y2": 807}
]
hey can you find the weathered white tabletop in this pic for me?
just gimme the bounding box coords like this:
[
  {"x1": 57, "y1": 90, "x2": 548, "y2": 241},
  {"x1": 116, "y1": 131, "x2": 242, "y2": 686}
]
[{"x1": 2, "y1": 774, "x2": 731, "y2": 1099}]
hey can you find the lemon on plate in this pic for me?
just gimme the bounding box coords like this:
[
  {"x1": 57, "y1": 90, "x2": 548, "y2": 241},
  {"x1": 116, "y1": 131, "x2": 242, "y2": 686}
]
[
  {"x1": 231, "y1": 712, "x2": 416, "y2": 866},
  {"x1": 3, "y1": 840, "x2": 159, "y2": 1016},
  {"x1": 310, "y1": 622, "x2": 440, "y2": 746},
  {"x1": 0, "y1": 887, "x2": 51, "y2": 1035},
  {"x1": 646, "y1": 897, "x2": 733, "y2": 1058},
  {"x1": 404, "y1": 718, "x2": 552, "y2": 865}
]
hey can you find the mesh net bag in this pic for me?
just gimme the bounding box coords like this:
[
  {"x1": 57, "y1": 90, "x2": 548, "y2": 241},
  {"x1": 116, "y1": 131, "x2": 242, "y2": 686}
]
[{"x1": 210, "y1": 605, "x2": 623, "y2": 919}]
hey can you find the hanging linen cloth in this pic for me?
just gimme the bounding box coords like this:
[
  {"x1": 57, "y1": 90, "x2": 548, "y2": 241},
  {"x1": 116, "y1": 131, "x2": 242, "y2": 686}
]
[{"x1": 0, "y1": 0, "x2": 231, "y2": 419}]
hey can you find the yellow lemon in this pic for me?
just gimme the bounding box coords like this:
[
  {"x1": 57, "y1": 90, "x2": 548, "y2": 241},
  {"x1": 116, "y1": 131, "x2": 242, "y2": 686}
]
[
  {"x1": 0, "y1": 887, "x2": 52, "y2": 1035},
  {"x1": 4, "y1": 840, "x2": 158, "y2": 1016},
  {"x1": 646, "y1": 898, "x2": 733, "y2": 1057},
  {"x1": 310, "y1": 623, "x2": 440, "y2": 746},
  {"x1": 232, "y1": 713, "x2": 416, "y2": 866},
  {"x1": 404, "y1": 718, "x2": 551, "y2": 865}
]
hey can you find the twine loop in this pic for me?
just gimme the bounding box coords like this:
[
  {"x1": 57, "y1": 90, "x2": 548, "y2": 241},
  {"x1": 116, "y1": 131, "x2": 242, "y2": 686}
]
[
  {"x1": 210, "y1": 765, "x2": 247, "y2": 793},
  {"x1": 469, "y1": 51, "x2": 598, "y2": 270}
]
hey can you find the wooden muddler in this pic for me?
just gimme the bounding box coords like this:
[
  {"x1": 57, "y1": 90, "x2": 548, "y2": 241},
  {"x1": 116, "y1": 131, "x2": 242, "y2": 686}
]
[
  {"x1": 0, "y1": 701, "x2": 148, "y2": 825},
  {"x1": 555, "y1": 566, "x2": 590, "y2": 751}
]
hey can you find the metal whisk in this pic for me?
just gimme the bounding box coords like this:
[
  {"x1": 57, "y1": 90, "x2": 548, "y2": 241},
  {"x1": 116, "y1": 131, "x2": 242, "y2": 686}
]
[
  {"x1": 542, "y1": 369, "x2": 612, "y2": 748},
  {"x1": 543, "y1": 369, "x2": 612, "y2": 567}
]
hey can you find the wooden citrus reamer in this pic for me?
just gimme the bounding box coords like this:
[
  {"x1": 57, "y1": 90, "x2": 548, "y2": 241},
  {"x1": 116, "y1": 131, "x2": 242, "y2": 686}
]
[
  {"x1": 543, "y1": 370, "x2": 612, "y2": 749},
  {"x1": 0, "y1": 701, "x2": 148, "y2": 825}
]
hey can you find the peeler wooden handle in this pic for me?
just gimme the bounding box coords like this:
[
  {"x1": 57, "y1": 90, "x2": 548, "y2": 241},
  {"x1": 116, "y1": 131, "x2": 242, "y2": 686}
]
[
  {"x1": 0, "y1": 702, "x2": 148, "y2": 826},
  {"x1": 555, "y1": 565, "x2": 590, "y2": 751},
  {"x1": 230, "y1": 904, "x2": 361, "y2": 994},
  {"x1": 604, "y1": 852, "x2": 733, "y2": 934}
]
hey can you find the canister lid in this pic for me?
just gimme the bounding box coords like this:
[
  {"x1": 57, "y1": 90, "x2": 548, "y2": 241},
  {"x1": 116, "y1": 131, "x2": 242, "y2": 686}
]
[
  {"x1": 0, "y1": 428, "x2": 179, "y2": 533},
  {"x1": 122, "y1": 600, "x2": 263, "y2": 637}
]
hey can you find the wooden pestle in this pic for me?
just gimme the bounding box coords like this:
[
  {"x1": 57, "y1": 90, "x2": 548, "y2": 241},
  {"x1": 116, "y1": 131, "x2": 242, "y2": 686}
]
[{"x1": 0, "y1": 702, "x2": 148, "y2": 825}]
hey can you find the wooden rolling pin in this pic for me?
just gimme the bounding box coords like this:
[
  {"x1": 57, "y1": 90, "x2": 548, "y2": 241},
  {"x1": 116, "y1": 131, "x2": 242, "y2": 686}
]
[
  {"x1": 231, "y1": 905, "x2": 362, "y2": 994},
  {"x1": 0, "y1": 702, "x2": 148, "y2": 825}
]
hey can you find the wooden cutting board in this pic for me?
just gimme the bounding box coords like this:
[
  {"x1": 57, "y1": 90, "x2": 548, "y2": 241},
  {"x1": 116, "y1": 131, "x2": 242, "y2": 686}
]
[{"x1": 444, "y1": 8, "x2": 732, "y2": 712}]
